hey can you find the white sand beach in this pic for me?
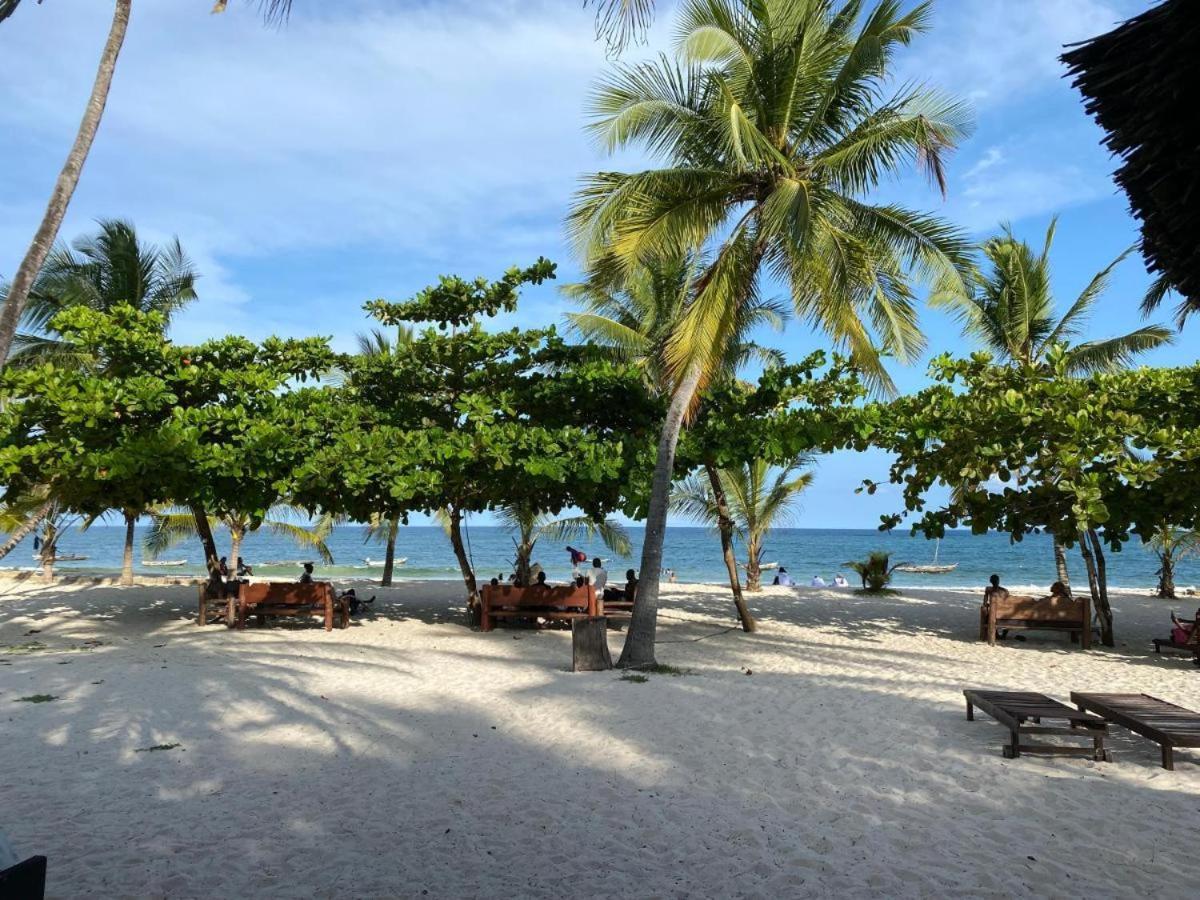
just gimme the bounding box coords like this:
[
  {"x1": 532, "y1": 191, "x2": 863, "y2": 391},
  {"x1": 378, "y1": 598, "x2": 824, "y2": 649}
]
[{"x1": 2, "y1": 579, "x2": 1199, "y2": 898}]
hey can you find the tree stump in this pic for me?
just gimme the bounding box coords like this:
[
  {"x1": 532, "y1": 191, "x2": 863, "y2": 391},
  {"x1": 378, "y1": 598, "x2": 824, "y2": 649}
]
[{"x1": 572, "y1": 616, "x2": 612, "y2": 671}]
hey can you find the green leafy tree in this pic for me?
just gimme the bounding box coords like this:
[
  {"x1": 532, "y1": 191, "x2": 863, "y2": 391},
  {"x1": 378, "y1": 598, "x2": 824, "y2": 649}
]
[
  {"x1": 931, "y1": 218, "x2": 1173, "y2": 589},
  {"x1": 673, "y1": 456, "x2": 813, "y2": 591},
  {"x1": 571, "y1": 0, "x2": 972, "y2": 667}
]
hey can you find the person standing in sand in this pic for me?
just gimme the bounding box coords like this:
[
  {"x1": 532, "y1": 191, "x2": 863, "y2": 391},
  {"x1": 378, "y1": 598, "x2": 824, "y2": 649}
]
[{"x1": 588, "y1": 557, "x2": 608, "y2": 594}]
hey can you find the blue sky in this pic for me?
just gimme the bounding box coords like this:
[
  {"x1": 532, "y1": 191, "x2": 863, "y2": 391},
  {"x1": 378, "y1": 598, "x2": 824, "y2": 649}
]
[{"x1": 1, "y1": 0, "x2": 1181, "y2": 529}]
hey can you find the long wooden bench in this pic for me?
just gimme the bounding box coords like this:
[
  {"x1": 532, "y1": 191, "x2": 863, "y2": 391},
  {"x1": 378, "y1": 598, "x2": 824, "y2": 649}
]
[
  {"x1": 480, "y1": 583, "x2": 597, "y2": 631},
  {"x1": 1071, "y1": 692, "x2": 1200, "y2": 770},
  {"x1": 980, "y1": 592, "x2": 1090, "y2": 648},
  {"x1": 197, "y1": 584, "x2": 238, "y2": 628},
  {"x1": 237, "y1": 582, "x2": 347, "y2": 632},
  {"x1": 964, "y1": 690, "x2": 1110, "y2": 760}
]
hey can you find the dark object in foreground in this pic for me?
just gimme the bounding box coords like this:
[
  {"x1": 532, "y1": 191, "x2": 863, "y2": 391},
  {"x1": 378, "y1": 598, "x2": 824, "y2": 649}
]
[
  {"x1": 0, "y1": 854, "x2": 47, "y2": 900},
  {"x1": 236, "y1": 582, "x2": 348, "y2": 631},
  {"x1": 1061, "y1": 0, "x2": 1200, "y2": 310},
  {"x1": 572, "y1": 616, "x2": 613, "y2": 671},
  {"x1": 1071, "y1": 692, "x2": 1200, "y2": 771},
  {"x1": 964, "y1": 690, "x2": 1110, "y2": 761}
]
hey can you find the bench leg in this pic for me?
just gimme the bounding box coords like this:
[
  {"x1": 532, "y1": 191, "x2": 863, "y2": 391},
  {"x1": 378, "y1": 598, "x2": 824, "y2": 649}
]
[
  {"x1": 966, "y1": 700, "x2": 974, "y2": 721},
  {"x1": 1162, "y1": 744, "x2": 1174, "y2": 771},
  {"x1": 198, "y1": 592, "x2": 208, "y2": 626},
  {"x1": 1003, "y1": 729, "x2": 1021, "y2": 758}
]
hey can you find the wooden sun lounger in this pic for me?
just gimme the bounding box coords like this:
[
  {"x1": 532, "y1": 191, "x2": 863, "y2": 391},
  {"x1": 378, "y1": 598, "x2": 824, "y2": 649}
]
[
  {"x1": 1071, "y1": 692, "x2": 1200, "y2": 770},
  {"x1": 964, "y1": 690, "x2": 1111, "y2": 760}
]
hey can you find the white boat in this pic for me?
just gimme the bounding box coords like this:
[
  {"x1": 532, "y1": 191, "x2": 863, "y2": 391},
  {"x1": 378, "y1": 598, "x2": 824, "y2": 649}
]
[
  {"x1": 143, "y1": 559, "x2": 187, "y2": 568},
  {"x1": 364, "y1": 557, "x2": 407, "y2": 567},
  {"x1": 895, "y1": 540, "x2": 957, "y2": 574},
  {"x1": 34, "y1": 553, "x2": 88, "y2": 562}
]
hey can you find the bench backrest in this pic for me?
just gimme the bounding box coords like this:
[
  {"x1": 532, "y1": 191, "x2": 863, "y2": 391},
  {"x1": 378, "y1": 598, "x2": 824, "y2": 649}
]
[
  {"x1": 240, "y1": 582, "x2": 333, "y2": 606},
  {"x1": 483, "y1": 583, "x2": 594, "y2": 611},
  {"x1": 991, "y1": 592, "x2": 1085, "y2": 623}
]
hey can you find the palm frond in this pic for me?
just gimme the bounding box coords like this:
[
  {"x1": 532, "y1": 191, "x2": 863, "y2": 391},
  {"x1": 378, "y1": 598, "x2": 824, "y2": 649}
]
[
  {"x1": 1064, "y1": 325, "x2": 1174, "y2": 374},
  {"x1": 585, "y1": 0, "x2": 656, "y2": 53},
  {"x1": 261, "y1": 519, "x2": 335, "y2": 565},
  {"x1": 144, "y1": 511, "x2": 207, "y2": 559}
]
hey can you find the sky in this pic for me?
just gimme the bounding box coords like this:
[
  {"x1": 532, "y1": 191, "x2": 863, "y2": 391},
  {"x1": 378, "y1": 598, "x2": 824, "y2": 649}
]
[{"x1": 0, "y1": 0, "x2": 1183, "y2": 530}]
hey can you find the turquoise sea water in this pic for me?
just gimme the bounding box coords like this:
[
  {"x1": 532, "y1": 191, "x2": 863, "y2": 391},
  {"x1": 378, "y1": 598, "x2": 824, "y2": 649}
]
[{"x1": 1, "y1": 524, "x2": 1189, "y2": 591}]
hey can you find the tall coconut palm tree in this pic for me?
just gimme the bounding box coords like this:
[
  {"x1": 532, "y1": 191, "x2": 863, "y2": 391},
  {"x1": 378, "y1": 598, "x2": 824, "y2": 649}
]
[
  {"x1": 144, "y1": 506, "x2": 335, "y2": 571},
  {"x1": 932, "y1": 218, "x2": 1174, "y2": 589},
  {"x1": 0, "y1": 0, "x2": 290, "y2": 367},
  {"x1": 672, "y1": 457, "x2": 813, "y2": 592},
  {"x1": 565, "y1": 252, "x2": 786, "y2": 631},
  {"x1": 4, "y1": 219, "x2": 198, "y2": 365},
  {"x1": 1147, "y1": 525, "x2": 1200, "y2": 600},
  {"x1": 497, "y1": 504, "x2": 632, "y2": 586},
  {"x1": 570, "y1": 0, "x2": 971, "y2": 666}
]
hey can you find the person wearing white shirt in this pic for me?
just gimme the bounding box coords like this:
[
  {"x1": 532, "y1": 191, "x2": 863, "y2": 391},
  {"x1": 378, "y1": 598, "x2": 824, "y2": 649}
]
[
  {"x1": 833, "y1": 574, "x2": 849, "y2": 587},
  {"x1": 810, "y1": 574, "x2": 827, "y2": 587},
  {"x1": 588, "y1": 557, "x2": 609, "y2": 594}
]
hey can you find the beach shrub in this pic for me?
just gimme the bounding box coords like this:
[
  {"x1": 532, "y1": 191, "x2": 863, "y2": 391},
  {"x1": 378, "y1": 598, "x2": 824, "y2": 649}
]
[{"x1": 843, "y1": 551, "x2": 903, "y2": 594}]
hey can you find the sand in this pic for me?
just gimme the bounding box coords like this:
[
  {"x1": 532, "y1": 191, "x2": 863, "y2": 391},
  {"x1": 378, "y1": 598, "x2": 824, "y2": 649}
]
[{"x1": 2, "y1": 577, "x2": 1199, "y2": 898}]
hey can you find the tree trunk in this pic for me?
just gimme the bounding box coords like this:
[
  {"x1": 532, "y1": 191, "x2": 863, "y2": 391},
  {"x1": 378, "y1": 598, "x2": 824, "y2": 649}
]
[
  {"x1": 120, "y1": 510, "x2": 136, "y2": 585},
  {"x1": 0, "y1": 500, "x2": 53, "y2": 561},
  {"x1": 229, "y1": 524, "x2": 243, "y2": 576},
  {"x1": 381, "y1": 512, "x2": 399, "y2": 586},
  {"x1": 1157, "y1": 551, "x2": 1176, "y2": 599},
  {"x1": 706, "y1": 462, "x2": 755, "y2": 632},
  {"x1": 446, "y1": 506, "x2": 479, "y2": 615},
  {"x1": 0, "y1": 0, "x2": 132, "y2": 367},
  {"x1": 618, "y1": 363, "x2": 704, "y2": 669},
  {"x1": 745, "y1": 542, "x2": 763, "y2": 592},
  {"x1": 1053, "y1": 537, "x2": 1072, "y2": 593},
  {"x1": 1087, "y1": 528, "x2": 1114, "y2": 646},
  {"x1": 40, "y1": 521, "x2": 58, "y2": 582},
  {"x1": 191, "y1": 504, "x2": 225, "y2": 597}
]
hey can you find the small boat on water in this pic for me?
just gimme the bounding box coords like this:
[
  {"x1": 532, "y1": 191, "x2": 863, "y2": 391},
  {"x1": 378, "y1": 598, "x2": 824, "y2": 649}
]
[
  {"x1": 143, "y1": 559, "x2": 187, "y2": 568},
  {"x1": 34, "y1": 553, "x2": 88, "y2": 562},
  {"x1": 364, "y1": 557, "x2": 407, "y2": 567},
  {"x1": 895, "y1": 539, "x2": 957, "y2": 574}
]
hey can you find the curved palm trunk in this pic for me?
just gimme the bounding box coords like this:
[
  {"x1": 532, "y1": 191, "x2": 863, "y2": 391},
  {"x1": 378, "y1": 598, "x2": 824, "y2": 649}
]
[
  {"x1": 744, "y1": 540, "x2": 763, "y2": 592},
  {"x1": 229, "y1": 523, "x2": 243, "y2": 577},
  {"x1": 192, "y1": 504, "x2": 226, "y2": 597},
  {"x1": 40, "y1": 521, "x2": 59, "y2": 581},
  {"x1": 618, "y1": 363, "x2": 703, "y2": 669},
  {"x1": 0, "y1": 500, "x2": 53, "y2": 561},
  {"x1": 381, "y1": 512, "x2": 400, "y2": 587},
  {"x1": 447, "y1": 506, "x2": 479, "y2": 617},
  {"x1": 0, "y1": 0, "x2": 131, "y2": 367},
  {"x1": 120, "y1": 510, "x2": 136, "y2": 585},
  {"x1": 705, "y1": 463, "x2": 755, "y2": 632},
  {"x1": 1053, "y1": 538, "x2": 1072, "y2": 592}
]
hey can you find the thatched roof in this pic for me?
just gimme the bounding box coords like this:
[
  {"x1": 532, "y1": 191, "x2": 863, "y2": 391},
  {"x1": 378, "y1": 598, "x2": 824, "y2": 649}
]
[{"x1": 1062, "y1": 0, "x2": 1200, "y2": 306}]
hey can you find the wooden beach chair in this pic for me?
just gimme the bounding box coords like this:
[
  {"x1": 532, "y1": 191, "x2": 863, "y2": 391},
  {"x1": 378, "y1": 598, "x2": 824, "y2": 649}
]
[
  {"x1": 236, "y1": 582, "x2": 347, "y2": 631},
  {"x1": 1152, "y1": 611, "x2": 1199, "y2": 658},
  {"x1": 480, "y1": 583, "x2": 597, "y2": 631},
  {"x1": 963, "y1": 690, "x2": 1111, "y2": 760},
  {"x1": 1071, "y1": 693, "x2": 1200, "y2": 770},
  {"x1": 979, "y1": 591, "x2": 1090, "y2": 648}
]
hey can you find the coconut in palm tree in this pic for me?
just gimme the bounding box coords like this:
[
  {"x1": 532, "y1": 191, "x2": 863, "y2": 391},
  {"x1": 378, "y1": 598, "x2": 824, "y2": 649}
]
[{"x1": 571, "y1": 0, "x2": 972, "y2": 666}]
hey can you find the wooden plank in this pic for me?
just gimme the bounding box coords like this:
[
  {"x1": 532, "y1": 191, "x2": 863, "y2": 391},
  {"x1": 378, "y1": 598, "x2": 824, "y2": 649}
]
[{"x1": 1072, "y1": 693, "x2": 1200, "y2": 748}]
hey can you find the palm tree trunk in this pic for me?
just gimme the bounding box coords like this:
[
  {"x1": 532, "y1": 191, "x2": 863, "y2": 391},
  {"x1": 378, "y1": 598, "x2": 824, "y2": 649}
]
[
  {"x1": 1087, "y1": 528, "x2": 1113, "y2": 646},
  {"x1": 191, "y1": 504, "x2": 225, "y2": 597},
  {"x1": 120, "y1": 510, "x2": 136, "y2": 585},
  {"x1": 1053, "y1": 538, "x2": 1072, "y2": 593},
  {"x1": 1157, "y1": 551, "x2": 1176, "y2": 599},
  {"x1": 0, "y1": 500, "x2": 53, "y2": 561},
  {"x1": 229, "y1": 525, "x2": 243, "y2": 577},
  {"x1": 706, "y1": 463, "x2": 754, "y2": 632},
  {"x1": 446, "y1": 506, "x2": 479, "y2": 614},
  {"x1": 0, "y1": 0, "x2": 131, "y2": 367},
  {"x1": 618, "y1": 362, "x2": 704, "y2": 669},
  {"x1": 381, "y1": 512, "x2": 400, "y2": 587},
  {"x1": 745, "y1": 542, "x2": 763, "y2": 592},
  {"x1": 41, "y1": 521, "x2": 58, "y2": 582}
]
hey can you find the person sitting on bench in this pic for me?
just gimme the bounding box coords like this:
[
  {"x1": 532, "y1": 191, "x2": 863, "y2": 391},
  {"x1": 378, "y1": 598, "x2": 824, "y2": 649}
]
[
  {"x1": 299, "y1": 562, "x2": 315, "y2": 584},
  {"x1": 1039, "y1": 581, "x2": 1071, "y2": 602},
  {"x1": 604, "y1": 569, "x2": 637, "y2": 602}
]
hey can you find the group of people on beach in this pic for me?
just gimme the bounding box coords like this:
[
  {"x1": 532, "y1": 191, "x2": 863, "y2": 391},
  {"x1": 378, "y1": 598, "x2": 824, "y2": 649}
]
[
  {"x1": 490, "y1": 555, "x2": 639, "y2": 604},
  {"x1": 771, "y1": 568, "x2": 849, "y2": 588}
]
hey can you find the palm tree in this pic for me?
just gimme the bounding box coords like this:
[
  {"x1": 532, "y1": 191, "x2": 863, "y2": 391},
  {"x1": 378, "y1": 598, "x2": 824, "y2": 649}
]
[
  {"x1": 1147, "y1": 525, "x2": 1200, "y2": 600},
  {"x1": 4, "y1": 219, "x2": 198, "y2": 365},
  {"x1": 566, "y1": 252, "x2": 786, "y2": 631},
  {"x1": 144, "y1": 506, "x2": 335, "y2": 571},
  {"x1": 673, "y1": 457, "x2": 812, "y2": 592},
  {"x1": 585, "y1": 0, "x2": 656, "y2": 51},
  {"x1": 570, "y1": 0, "x2": 971, "y2": 666},
  {"x1": 932, "y1": 218, "x2": 1174, "y2": 589},
  {"x1": 497, "y1": 504, "x2": 632, "y2": 586},
  {"x1": 0, "y1": 0, "x2": 290, "y2": 367}
]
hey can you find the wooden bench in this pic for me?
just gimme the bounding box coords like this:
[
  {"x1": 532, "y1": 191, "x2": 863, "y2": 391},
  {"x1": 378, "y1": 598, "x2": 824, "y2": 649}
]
[
  {"x1": 480, "y1": 583, "x2": 596, "y2": 631},
  {"x1": 237, "y1": 582, "x2": 347, "y2": 632},
  {"x1": 197, "y1": 584, "x2": 237, "y2": 628},
  {"x1": 964, "y1": 690, "x2": 1110, "y2": 760},
  {"x1": 1071, "y1": 692, "x2": 1200, "y2": 770},
  {"x1": 980, "y1": 591, "x2": 1090, "y2": 648}
]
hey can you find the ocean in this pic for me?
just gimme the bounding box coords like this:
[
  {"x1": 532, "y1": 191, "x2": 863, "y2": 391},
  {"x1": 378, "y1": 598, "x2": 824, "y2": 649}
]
[{"x1": 1, "y1": 524, "x2": 1189, "y2": 592}]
